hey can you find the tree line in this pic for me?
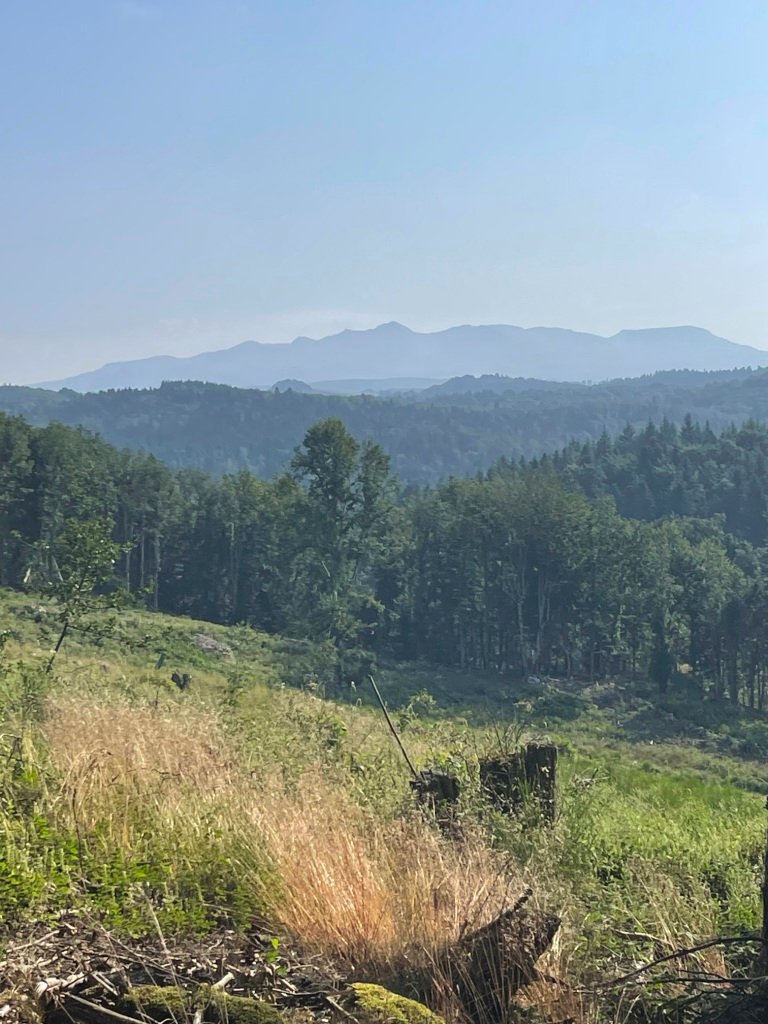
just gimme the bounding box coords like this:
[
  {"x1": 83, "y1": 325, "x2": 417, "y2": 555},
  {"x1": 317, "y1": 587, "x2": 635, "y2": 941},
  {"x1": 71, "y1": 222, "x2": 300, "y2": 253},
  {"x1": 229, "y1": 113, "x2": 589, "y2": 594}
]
[{"x1": 3, "y1": 411, "x2": 768, "y2": 707}]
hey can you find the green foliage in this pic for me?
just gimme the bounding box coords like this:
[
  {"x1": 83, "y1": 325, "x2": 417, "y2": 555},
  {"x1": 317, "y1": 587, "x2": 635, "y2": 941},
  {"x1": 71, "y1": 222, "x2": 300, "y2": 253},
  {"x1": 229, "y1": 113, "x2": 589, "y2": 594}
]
[
  {"x1": 38, "y1": 517, "x2": 125, "y2": 670},
  {"x1": 2, "y1": 407, "x2": 768, "y2": 1001},
  {"x1": 6, "y1": 409, "x2": 768, "y2": 707},
  {"x1": 6, "y1": 366, "x2": 768, "y2": 487},
  {"x1": 0, "y1": 590, "x2": 764, "y2": 1010}
]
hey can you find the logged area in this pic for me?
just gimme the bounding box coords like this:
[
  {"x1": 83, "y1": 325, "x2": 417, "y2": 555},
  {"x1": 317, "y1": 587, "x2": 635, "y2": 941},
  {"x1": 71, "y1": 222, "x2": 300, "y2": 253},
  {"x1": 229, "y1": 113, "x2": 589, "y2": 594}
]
[
  {"x1": 1, "y1": 413, "x2": 768, "y2": 1023},
  {"x1": 0, "y1": 591, "x2": 766, "y2": 1023},
  {"x1": 8, "y1": 4, "x2": 768, "y2": 1021}
]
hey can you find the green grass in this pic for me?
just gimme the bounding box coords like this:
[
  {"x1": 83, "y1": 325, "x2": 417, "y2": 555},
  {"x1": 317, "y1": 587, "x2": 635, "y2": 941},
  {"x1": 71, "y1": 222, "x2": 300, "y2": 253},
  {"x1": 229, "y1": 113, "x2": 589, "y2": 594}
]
[{"x1": 0, "y1": 586, "x2": 765, "y2": 1016}]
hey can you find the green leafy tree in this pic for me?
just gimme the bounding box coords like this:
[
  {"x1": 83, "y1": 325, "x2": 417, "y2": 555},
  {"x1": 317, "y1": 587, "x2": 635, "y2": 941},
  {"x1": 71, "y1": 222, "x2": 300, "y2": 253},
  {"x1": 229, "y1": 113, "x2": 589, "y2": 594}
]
[
  {"x1": 44, "y1": 518, "x2": 122, "y2": 672},
  {"x1": 291, "y1": 418, "x2": 395, "y2": 683}
]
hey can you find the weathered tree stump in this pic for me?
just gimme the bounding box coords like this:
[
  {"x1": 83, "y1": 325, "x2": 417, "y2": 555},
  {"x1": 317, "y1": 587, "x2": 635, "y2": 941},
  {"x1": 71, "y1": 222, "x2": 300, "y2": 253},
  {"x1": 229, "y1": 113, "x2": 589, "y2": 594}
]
[
  {"x1": 398, "y1": 892, "x2": 560, "y2": 1024},
  {"x1": 447, "y1": 898, "x2": 561, "y2": 1023},
  {"x1": 411, "y1": 769, "x2": 460, "y2": 809},
  {"x1": 410, "y1": 770, "x2": 461, "y2": 832},
  {"x1": 480, "y1": 743, "x2": 557, "y2": 823}
]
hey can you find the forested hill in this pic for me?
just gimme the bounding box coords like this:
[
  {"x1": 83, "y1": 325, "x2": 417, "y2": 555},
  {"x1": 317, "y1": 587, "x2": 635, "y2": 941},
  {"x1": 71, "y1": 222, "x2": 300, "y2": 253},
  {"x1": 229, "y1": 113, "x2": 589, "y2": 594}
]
[
  {"x1": 498, "y1": 417, "x2": 768, "y2": 546},
  {"x1": 6, "y1": 412, "x2": 768, "y2": 708},
  {"x1": 1, "y1": 365, "x2": 768, "y2": 482}
]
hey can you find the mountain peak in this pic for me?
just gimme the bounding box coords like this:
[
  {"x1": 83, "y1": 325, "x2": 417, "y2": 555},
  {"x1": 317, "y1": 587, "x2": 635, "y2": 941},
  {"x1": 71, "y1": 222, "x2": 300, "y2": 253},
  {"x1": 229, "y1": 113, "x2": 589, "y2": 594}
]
[
  {"x1": 336, "y1": 321, "x2": 413, "y2": 338},
  {"x1": 374, "y1": 320, "x2": 411, "y2": 332}
]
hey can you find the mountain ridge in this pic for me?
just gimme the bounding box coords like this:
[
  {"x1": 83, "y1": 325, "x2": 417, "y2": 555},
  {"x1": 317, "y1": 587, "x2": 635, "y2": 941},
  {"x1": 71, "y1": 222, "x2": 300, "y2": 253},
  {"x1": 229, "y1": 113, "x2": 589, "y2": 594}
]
[
  {"x1": 35, "y1": 323, "x2": 767, "y2": 393},
  {"x1": 4, "y1": 364, "x2": 768, "y2": 484}
]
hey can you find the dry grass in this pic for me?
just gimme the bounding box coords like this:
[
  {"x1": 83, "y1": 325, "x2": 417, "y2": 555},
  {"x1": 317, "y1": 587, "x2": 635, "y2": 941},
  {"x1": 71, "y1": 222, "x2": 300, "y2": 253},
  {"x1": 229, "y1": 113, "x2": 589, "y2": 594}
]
[
  {"x1": 45, "y1": 697, "x2": 239, "y2": 806},
  {"x1": 250, "y1": 776, "x2": 523, "y2": 970},
  {"x1": 40, "y1": 694, "x2": 524, "y2": 977},
  {"x1": 32, "y1": 687, "x2": 753, "y2": 1024}
]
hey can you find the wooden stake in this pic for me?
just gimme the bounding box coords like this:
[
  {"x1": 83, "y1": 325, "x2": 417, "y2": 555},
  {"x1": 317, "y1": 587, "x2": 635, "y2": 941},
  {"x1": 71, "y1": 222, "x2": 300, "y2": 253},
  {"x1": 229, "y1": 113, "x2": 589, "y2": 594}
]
[{"x1": 368, "y1": 675, "x2": 418, "y2": 779}]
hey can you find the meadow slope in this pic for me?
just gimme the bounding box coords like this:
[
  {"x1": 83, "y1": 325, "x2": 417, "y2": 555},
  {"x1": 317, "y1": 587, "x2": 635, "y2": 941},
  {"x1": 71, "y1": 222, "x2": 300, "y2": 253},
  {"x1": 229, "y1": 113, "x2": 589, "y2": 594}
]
[{"x1": 0, "y1": 591, "x2": 765, "y2": 1022}]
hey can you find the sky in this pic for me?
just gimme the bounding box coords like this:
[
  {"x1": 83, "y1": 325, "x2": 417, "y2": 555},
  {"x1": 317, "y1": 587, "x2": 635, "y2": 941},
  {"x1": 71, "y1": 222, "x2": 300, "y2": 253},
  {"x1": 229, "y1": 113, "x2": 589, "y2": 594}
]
[{"x1": 2, "y1": 0, "x2": 768, "y2": 384}]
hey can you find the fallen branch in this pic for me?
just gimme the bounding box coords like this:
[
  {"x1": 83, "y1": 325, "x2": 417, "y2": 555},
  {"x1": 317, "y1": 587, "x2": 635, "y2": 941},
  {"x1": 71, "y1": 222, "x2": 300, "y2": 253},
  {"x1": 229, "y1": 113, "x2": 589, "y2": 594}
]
[
  {"x1": 325, "y1": 995, "x2": 360, "y2": 1023},
  {"x1": 211, "y1": 973, "x2": 235, "y2": 991},
  {"x1": 54, "y1": 992, "x2": 144, "y2": 1024},
  {"x1": 594, "y1": 934, "x2": 762, "y2": 989},
  {"x1": 638, "y1": 973, "x2": 764, "y2": 987}
]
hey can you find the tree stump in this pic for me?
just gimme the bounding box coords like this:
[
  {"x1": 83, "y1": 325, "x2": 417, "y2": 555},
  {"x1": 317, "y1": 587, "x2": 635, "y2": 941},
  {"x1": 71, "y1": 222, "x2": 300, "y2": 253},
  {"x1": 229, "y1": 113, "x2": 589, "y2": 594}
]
[
  {"x1": 480, "y1": 743, "x2": 557, "y2": 823},
  {"x1": 447, "y1": 899, "x2": 561, "y2": 1023},
  {"x1": 397, "y1": 892, "x2": 561, "y2": 1024},
  {"x1": 411, "y1": 769, "x2": 460, "y2": 807},
  {"x1": 410, "y1": 770, "x2": 460, "y2": 831}
]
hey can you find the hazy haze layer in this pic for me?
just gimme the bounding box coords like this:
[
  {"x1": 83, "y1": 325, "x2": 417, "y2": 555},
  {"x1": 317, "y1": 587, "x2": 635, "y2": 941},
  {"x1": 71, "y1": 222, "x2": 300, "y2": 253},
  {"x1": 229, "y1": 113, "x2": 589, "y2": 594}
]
[{"x1": 2, "y1": 2, "x2": 768, "y2": 383}]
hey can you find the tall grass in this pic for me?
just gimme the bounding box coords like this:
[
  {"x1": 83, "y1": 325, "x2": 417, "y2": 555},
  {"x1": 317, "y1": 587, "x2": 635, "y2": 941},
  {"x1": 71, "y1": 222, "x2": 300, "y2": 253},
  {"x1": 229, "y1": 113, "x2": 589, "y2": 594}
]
[
  {"x1": 251, "y1": 777, "x2": 521, "y2": 969},
  {"x1": 40, "y1": 694, "x2": 522, "y2": 975},
  {"x1": 0, "y1": 613, "x2": 765, "y2": 1022}
]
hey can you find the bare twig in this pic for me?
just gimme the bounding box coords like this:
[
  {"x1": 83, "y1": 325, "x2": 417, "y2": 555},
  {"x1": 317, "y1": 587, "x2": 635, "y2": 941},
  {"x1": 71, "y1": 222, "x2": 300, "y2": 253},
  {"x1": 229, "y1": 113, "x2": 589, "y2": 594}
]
[
  {"x1": 56, "y1": 993, "x2": 144, "y2": 1024},
  {"x1": 5, "y1": 930, "x2": 59, "y2": 954},
  {"x1": 594, "y1": 934, "x2": 762, "y2": 989},
  {"x1": 325, "y1": 995, "x2": 359, "y2": 1023}
]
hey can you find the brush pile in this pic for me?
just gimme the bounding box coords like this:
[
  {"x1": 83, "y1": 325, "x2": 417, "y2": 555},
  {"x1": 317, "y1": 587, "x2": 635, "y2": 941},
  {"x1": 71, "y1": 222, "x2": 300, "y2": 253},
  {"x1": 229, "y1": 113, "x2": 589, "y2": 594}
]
[
  {"x1": 0, "y1": 897, "x2": 566, "y2": 1024},
  {"x1": 0, "y1": 911, "x2": 345, "y2": 1024}
]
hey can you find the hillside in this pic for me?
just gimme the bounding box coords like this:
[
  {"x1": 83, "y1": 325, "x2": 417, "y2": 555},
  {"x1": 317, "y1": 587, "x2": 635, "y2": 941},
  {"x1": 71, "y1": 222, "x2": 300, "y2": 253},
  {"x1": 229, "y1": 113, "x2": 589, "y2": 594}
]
[
  {"x1": 36, "y1": 322, "x2": 767, "y2": 392},
  {"x1": 0, "y1": 588, "x2": 766, "y2": 1022},
  {"x1": 3, "y1": 413, "x2": 768, "y2": 1020},
  {"x1": 2, "y1": 365, "x2": 768, "y2": 483},
  {"x1": 6, "y1": 411, "x2": 768, "y2": 697}
]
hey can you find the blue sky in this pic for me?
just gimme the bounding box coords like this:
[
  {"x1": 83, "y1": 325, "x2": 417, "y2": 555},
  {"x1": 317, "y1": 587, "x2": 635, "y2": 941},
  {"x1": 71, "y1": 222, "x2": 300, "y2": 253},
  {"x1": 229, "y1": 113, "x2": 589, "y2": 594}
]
[{"x1": 2, "y1": 0, "x2": 768, "y2": 382}]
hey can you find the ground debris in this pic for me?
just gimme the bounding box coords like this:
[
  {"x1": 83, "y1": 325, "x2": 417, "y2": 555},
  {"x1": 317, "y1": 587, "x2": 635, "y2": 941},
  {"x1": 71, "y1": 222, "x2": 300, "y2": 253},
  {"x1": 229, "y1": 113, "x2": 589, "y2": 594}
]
[
  {"x1": 0, "y1": 913, "x2": 346, "y2": 1024},
  {"x1": 193, "y1": 634, "x2": 233, "y2": 658}
]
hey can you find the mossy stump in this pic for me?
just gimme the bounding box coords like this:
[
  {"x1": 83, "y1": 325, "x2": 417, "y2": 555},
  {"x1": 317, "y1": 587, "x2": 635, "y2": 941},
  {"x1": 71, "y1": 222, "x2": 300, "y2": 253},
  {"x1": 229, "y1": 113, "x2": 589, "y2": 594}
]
[
  {"x1": 350, "y1": 983, "x2": 444, "y2": 1024},
  {"x1": 121, "y1": 985, "x2": 282, "y2": 1024}
]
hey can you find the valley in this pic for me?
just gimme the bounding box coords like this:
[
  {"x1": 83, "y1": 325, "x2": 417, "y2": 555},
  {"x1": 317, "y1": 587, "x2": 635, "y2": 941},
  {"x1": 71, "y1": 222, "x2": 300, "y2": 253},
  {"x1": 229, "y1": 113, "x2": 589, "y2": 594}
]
[{"x1": 1, "y1": 411, "x2": 768, "y2": 1022}]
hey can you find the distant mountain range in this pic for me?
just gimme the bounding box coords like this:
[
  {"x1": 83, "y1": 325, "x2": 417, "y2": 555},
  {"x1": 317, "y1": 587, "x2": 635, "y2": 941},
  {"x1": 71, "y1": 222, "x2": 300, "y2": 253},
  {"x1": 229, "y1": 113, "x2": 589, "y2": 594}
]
[{"x1": 37, "y1": 323, "x2": 766, "y2": 392}]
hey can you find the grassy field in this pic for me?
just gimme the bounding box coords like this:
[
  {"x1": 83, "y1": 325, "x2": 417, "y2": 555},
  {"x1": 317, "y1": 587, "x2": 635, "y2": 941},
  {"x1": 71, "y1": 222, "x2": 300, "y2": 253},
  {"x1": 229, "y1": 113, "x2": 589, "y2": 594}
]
[{"x1": 0, "y1": 588, "x2": 765, "y2": 1022}]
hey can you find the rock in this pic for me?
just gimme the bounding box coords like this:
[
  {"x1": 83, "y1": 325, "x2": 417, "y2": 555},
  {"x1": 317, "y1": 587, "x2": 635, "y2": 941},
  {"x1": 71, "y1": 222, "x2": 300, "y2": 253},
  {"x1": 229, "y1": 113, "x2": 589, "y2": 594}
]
[
  {"x1": 350, "y1": 984, "x2": 444, "y2": 1024},
  {"x1": 123, "y1": 985, "x2": 282, "y2": 1024}
]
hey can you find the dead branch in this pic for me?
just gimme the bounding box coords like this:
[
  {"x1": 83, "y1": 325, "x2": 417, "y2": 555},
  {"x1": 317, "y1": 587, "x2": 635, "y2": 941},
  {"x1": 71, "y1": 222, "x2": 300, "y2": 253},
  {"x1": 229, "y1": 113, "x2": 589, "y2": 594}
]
[{"x1": 593, "y1": 934, "x2": 762, "y2": 989}]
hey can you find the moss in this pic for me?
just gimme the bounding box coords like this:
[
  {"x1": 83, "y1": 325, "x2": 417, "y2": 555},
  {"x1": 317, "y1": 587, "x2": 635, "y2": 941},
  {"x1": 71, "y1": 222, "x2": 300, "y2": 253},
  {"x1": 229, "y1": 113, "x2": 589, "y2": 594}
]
[
  {"x1": 123, "y1": 985, "x2": 282, "y2": 1024},
  {"x1": 350, "y1": 984, "x2": 444, "y2": 1024},
  {"x1": 205, "y1": 989, "x2": 282, "y2": 1024},
  {"x1": 123, "y1": 985, "x2": 190, "y2": 1021}
]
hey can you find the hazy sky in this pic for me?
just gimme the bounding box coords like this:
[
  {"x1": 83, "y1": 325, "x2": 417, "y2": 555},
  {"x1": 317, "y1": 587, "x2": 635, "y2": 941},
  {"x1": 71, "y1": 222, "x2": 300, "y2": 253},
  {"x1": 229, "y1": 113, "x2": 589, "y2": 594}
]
[{"x1": 2, "y1": 0, "x2": 768, "y2": 383}]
